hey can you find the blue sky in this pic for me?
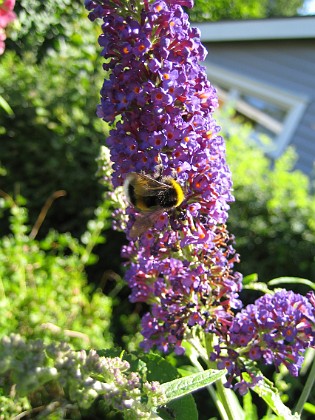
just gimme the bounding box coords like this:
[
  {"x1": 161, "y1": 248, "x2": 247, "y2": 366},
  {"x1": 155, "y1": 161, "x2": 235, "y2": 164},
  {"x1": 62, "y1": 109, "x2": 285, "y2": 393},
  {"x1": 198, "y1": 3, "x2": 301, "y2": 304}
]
[{"x1": 300, "y1": 0, "x2": 315, "y2": 14}]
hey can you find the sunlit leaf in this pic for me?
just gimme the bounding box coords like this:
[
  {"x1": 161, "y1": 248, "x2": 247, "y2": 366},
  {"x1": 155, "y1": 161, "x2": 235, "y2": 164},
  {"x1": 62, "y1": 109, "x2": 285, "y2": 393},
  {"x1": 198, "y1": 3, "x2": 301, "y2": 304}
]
[
  {"x1": 268, "y1": 277, "x2": 315, "y2": 290},
  {"x1": 161, "y1": 369, "x2": 226, "y2": 403}
]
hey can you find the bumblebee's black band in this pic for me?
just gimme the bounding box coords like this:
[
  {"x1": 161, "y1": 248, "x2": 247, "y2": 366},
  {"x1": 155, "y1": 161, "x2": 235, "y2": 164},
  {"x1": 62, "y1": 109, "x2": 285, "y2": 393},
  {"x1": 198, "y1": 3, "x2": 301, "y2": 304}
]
[
  {"x1": 158, "y1": 189, "x2": 178, "y2": 208},
  {"x1": 127, "y1": 183, "x2": 137, "y2": 207}
]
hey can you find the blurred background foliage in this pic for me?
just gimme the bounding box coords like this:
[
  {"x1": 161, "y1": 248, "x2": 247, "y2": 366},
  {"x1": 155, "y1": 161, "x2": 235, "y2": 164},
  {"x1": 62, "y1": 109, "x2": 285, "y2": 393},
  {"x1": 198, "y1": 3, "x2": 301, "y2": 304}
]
[
  {"x1": 219, "y1": 110, "x2": 315, "y2": 285},
  {"x1": 1, "y1": 0, "x2": 106, "y2": 238},
  {"x1": 0, "y1": 192, "x2": 113, "y2": 350},
  {"x1": 188, "y1": 0, "x2": 304, "y2": 21}
]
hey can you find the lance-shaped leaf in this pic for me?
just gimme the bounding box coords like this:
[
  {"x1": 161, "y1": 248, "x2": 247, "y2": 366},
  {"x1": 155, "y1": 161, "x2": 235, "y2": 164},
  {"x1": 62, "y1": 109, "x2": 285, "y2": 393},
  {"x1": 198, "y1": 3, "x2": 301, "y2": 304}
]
[
  {"x1": 252, "y1": 375, "x2": 300, "y2": 420},
  {"x1": 160, "y1": 368, "x2": 226, "y2": 404}
]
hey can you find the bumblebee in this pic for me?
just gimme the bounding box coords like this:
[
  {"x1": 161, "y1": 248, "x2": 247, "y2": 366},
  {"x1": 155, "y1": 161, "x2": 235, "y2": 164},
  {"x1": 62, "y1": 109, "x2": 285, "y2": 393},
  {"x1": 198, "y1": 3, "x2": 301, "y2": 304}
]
[{"x1": 123, "y1": 172, "x2": 185, "y2": 238}]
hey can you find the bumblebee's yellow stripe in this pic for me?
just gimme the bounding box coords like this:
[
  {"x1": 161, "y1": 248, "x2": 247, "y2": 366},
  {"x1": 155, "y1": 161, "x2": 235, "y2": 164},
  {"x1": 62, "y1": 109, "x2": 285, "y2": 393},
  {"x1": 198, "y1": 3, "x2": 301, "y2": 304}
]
[{"x1": 170, "y1": 178, "x2": 185, "y2": 207}]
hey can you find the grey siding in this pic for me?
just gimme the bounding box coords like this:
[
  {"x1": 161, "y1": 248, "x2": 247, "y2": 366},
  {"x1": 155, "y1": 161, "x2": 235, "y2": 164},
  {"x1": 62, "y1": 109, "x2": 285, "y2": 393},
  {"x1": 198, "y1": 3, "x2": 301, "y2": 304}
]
[
  {"x1": 295, "y1": 102, "x2": 315, "y2": 176},
  {"x1": 203, "y1": 39, "x2": 315, "y2": 176}
]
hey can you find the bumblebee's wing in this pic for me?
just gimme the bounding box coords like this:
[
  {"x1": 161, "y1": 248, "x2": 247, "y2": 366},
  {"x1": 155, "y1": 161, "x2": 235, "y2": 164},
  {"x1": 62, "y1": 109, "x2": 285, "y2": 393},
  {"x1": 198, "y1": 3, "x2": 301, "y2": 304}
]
[
  {"x1": 129, "y1": 210, "x2": 163, "y2": 239},
  {"x1": 129, "y1": 173, "x2": 170, "y2": 197}
]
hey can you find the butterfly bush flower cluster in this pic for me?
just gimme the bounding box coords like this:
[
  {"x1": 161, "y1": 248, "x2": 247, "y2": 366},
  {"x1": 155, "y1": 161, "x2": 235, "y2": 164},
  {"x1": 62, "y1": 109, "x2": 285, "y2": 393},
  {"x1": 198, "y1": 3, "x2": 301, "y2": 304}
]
[
  {"x1": 86, "y1": 0, "x2": 315, "y2": 392},
  {"x1": 0, "y1": 0, "x2": 16, "y2": 55},
  {"x1": 211, "y1": 290, "x2": 315, "y2": 394}
]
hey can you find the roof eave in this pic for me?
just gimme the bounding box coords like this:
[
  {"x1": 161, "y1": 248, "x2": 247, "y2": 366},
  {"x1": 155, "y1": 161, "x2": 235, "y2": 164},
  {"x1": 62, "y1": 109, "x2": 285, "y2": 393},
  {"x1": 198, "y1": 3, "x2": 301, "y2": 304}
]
[{"x1": 193, "y1": 16, "x2": 315, "y2": 42}]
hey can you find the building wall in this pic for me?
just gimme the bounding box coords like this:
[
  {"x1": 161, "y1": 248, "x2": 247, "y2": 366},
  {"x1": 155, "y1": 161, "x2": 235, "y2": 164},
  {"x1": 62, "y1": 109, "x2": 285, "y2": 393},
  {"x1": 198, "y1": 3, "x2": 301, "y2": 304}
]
[{"x1": 203, "y1": 39, "x2": 315, "y2": 176}]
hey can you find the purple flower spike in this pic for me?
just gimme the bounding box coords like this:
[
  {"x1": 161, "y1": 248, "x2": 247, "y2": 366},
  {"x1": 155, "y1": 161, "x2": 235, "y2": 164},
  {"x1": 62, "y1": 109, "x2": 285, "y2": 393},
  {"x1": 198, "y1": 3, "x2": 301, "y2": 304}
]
[{"x1": 86, "y1": 0, "x2": 241, "y2": 352}]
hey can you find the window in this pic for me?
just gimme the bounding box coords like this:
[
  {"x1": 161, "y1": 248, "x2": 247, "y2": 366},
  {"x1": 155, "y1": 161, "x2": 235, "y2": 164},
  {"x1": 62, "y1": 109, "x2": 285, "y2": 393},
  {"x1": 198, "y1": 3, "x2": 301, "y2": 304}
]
[{"x1": 205, "y1": 63, "x2": 308, "y2": 158}]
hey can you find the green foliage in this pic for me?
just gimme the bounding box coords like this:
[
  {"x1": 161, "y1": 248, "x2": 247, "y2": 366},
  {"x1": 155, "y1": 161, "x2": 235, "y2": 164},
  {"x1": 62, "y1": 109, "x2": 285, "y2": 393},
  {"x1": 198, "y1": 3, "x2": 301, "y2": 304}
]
[
  {"x1": 9, "y1": 0, "x2": 86, "y2": 60},
  {"x1": 0, "y1": 5, "x2": 106, "y2": 238},
  {"x1": 0, "y1": 394, "x2": 30, "y2": 419},
  {"x1": 189, "y1": 0, "x2": 304, "y2": 22},
  {"x1": 0, "y1": 193, "x2": 113, "y2": 349},
  {"x1": 219, "y1": 110, "x2": 315, "y2": 283}
]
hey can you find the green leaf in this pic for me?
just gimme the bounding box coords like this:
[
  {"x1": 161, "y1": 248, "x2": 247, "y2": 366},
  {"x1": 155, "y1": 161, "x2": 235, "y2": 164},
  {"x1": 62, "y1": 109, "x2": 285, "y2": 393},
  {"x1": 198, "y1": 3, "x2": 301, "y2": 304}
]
[
  {"x1": 158, "y1": 396, "x2": 197, "y2": 420},
  {"x1": 243, "y1": 391, "x2": 258, "y2": 420},
  {"x1": 140, "y1": 353, "x2": 181, "y2": 383},
  {"x1": 242, "y1": 273, "x2": 259, "y2": 285},
  {"x1": 252, "y1": 376, "x2": 300, "y2": 419},
  {"x1": 243, "y1": 282, "x2": 272, "y2": 293},
  {"x1": 303, "y1": 402, "x2": 315, "y2": 415},
  {"x1": 0, "y1": 95, "x2": 14, "y2": 115},
  {"x1": 268, "y1": 277, "x2": 315, "y2": 290},
  {"x1": 242, "y1": 274, "x2": 272, "y2": 293},
  {"x1": 140, "y1": 353, "x2": 198, "y2": 420},
  {"x1": 160, "y1": 369, "x2": 226, "y2": 404}
]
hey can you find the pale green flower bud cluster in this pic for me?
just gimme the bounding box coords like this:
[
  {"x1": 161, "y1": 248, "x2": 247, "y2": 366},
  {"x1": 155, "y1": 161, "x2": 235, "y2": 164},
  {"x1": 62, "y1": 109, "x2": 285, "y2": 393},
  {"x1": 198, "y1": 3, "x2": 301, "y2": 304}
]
[
  {"x1": 96, "y1": 145, "x2": 129, "y2": 232},
  {"x1": 0, "y1": 334, "x2": 166, "y2": 418},
  {"x1": 96, "y1": 145, "x2": 113, "y2": 187}
]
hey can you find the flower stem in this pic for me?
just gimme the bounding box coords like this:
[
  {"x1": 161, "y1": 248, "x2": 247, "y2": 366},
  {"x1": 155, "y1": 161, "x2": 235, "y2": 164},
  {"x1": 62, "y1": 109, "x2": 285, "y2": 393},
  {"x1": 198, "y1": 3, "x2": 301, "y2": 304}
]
[
  {"x1": 294, "y1": 350, "x2": 315, "y2": 415},
  {"x1": 215, "y1": 378, "x2": 244, "y2": 420},
  {"x1": 189, "y1": 335, "x2": 244, "y2": 420}
]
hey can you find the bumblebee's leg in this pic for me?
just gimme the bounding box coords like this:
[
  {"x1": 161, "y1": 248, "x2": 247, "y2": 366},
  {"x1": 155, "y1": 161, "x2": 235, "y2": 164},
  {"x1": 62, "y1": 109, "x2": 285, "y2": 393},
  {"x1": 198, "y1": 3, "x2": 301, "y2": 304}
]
[
  {"x1": 153, "y1": 154, "x2": 163, "y2": 180},
  {"x1": 170, "y1": 168, "x2": 178, "y2": 179}
]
